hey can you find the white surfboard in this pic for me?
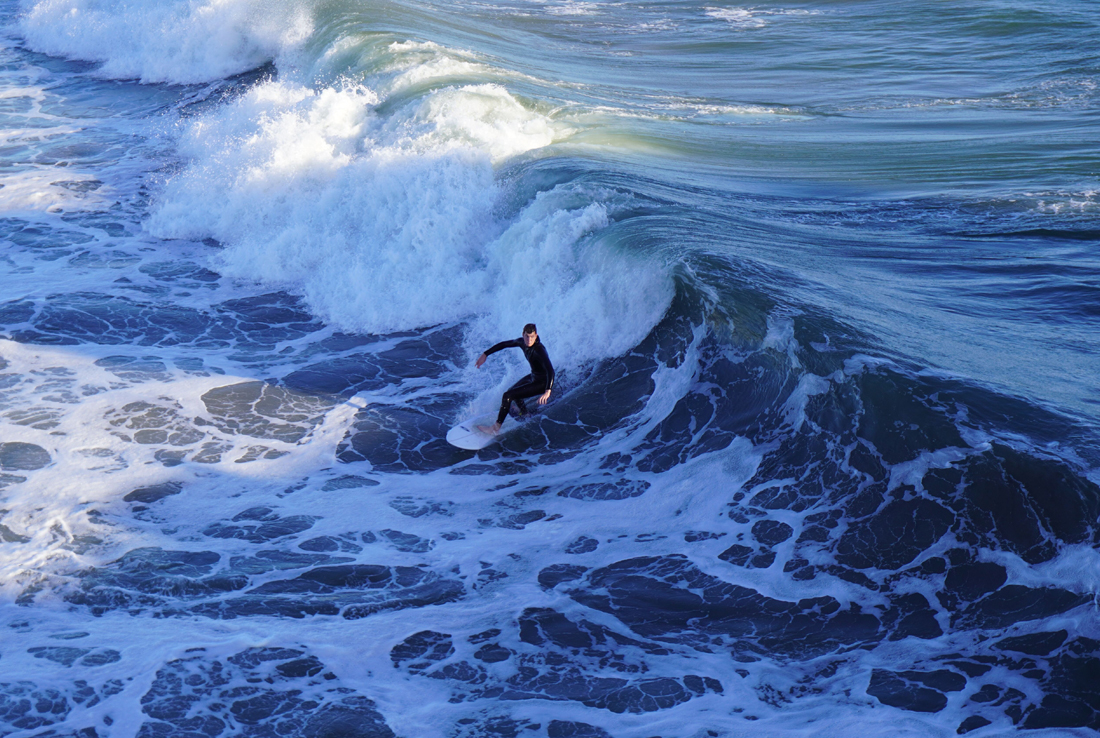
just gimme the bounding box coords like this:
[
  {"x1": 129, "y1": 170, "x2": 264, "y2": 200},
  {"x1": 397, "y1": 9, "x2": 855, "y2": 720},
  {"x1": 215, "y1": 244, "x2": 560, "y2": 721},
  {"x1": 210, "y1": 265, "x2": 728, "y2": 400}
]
[{"x1": 446, "y1": 412, "x2": 515, "y2": 450}]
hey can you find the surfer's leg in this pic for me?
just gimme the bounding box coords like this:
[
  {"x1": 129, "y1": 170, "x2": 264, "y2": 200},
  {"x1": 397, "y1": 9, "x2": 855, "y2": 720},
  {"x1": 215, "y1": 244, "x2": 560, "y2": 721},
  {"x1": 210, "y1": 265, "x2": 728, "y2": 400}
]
[{"x1": 497, "y1": 375, "x2": 542, "y2": 424}]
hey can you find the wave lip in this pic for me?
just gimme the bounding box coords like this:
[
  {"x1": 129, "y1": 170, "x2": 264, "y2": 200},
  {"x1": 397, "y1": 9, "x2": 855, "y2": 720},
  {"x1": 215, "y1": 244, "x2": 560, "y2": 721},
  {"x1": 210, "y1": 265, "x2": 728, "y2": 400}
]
[{"x1": 148, "y1": 74, "x2": 671, "y2": 367}]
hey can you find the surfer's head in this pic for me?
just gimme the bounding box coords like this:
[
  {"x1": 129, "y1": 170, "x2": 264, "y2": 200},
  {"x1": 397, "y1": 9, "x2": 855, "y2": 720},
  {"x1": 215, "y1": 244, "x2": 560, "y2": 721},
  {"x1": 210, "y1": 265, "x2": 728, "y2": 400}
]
[{"x1": 523, "y1": 323, "x2": 538, "y2": 346}]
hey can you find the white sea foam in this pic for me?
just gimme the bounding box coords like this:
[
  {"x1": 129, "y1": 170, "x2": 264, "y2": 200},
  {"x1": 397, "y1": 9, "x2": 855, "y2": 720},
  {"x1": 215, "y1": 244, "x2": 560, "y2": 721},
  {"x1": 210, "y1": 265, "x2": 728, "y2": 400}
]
[
  {"x1": 1027, "y1": 188, "x2": 1099, "y2": 214},
  {"x1": 377, "y1": 42, "x2": 500, "y2": 96},
  {"x1": 0, "y1": 168, "x2": 110, "y2": 214},
  {"x1": 546, "y1": 1, "x2": 600, "y2": 16},
  {"x1": 993, "y1": 543, "x2": 1100, "y2": 597},
  {"x1": 704, "y1": 7, "x2": 767, "y2": 29},
  {"x1": 704, "y1": 6, "x2": 818, "y2": 30},
  {"x1": 18, "y1": 0, "x2": 314, "y2": 83},
  {"x1": 149, "y1": 74, "x2": 672, "y2": 370}
]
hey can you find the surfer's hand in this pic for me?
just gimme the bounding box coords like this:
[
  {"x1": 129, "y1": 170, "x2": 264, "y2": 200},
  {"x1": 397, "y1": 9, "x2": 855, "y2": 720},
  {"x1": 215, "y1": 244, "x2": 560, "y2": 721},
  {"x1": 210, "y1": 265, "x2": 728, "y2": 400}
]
[
  {"x1": 475, "y1": 353, "x2": 487, "y2": 368},
  {"x1": 538, "y1": 390, "x2": 551, "y2": 405}
]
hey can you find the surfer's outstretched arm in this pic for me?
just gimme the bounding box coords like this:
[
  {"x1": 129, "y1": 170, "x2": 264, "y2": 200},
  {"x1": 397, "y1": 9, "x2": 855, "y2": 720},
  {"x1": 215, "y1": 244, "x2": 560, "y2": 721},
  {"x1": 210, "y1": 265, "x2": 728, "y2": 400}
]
[{"x1": 476, "y1": 338, "x2": 523, "y2": 368}]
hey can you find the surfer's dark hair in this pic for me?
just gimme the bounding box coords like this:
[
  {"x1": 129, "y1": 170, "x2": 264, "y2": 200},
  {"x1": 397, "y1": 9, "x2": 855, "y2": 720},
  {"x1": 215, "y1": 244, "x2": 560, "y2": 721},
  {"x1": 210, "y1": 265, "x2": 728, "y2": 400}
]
[{"x1": 523, "y1": 323, "x2": 537, "y2": 335}]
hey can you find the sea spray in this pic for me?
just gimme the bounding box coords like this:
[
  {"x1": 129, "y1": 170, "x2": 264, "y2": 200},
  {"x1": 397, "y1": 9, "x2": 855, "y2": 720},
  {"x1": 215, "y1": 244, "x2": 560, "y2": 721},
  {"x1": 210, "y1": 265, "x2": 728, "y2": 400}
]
[{"x1": 148, "y1": 73, "x2": 674, "y2": 368}]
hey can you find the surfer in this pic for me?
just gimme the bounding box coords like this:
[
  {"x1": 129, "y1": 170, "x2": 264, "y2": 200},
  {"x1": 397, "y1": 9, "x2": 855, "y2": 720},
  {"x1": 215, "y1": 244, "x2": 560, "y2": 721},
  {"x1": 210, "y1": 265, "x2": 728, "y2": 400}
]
[{"x1": 475, "y1": 323, "x2": 554, "y2": 436}]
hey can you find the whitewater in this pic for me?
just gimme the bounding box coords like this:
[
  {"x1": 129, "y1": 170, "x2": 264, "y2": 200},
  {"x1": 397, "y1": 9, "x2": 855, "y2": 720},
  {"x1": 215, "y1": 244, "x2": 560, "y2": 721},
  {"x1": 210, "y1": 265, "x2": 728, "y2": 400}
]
[{"x1": 1, "y1": 0, "x2": 1098, "y2": 736}]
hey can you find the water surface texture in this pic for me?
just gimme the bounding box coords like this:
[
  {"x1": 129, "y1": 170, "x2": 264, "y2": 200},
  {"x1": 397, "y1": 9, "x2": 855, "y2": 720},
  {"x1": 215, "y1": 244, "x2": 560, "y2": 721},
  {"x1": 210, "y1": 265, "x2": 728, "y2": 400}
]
[{"x1": 1, "y1": 0, "x2": 1099, "y2": 735}]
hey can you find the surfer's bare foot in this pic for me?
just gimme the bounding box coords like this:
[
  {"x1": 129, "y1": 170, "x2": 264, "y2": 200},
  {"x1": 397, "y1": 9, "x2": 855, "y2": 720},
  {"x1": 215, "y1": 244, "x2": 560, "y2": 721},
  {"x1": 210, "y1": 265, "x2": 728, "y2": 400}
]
[{"x1": 477, "y1": 422, "x2": 502, "y2": 436}]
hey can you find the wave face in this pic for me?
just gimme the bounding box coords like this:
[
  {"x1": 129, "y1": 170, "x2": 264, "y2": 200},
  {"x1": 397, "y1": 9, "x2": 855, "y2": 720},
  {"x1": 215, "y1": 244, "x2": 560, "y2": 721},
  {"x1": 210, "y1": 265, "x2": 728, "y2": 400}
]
[{"x1": 2, "y1": 0, "x2": 1099, "y2": 736}]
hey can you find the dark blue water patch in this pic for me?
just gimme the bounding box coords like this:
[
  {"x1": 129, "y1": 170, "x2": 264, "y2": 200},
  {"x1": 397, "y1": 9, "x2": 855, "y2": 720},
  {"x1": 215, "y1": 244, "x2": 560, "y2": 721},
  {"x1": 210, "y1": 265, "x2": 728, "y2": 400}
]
[
  {"x1": 299, "y1": 535, "x2": 362, "y2": 554},
  {"x1": 0, "y1": 441, "x2": 51, "y2": 470},
  {"x1": 1021, "y1": 637, "x2": 1100, "y2": 730},
  {"x1": 203, "y1": 506, "x2": 318, "y2": 543},
  {"x1": 853, "y1": 373, "x2": 968, "y2": 466},
  {"x1": 869, "y1": 636, "x2": 1100, "y2": 730},
  {"x1": 751, "y1": 520, "x2": 793, "y2": 546},
  {"x1": 136, "y1": 646, "x2": 394, "y2": 738},
  {"x1": 282, "y1": 328, "x2": 459, "y2": 399},
  {"x1": 632, "y1": 335, "x2": 801, "y2": 475},
  {"x1": 214, "y1": 565, "x2": 463, "y2": 620},
  {"x1": 0, "y1": 678, "x2": 123, "y2": 734},
  {"x1": 537, "y1": 565, "x2": 588, "y2": 590},
  {"x1": 27, "y1": 647, "x2": 120, "y2": 668},
  {"x1": 26, "y1": 647, "x2": 90, "y2": 667},
  {"x1": 516, "y1": 607, "x2": 670, "y2": 657},
  {"x1": 525, "y1": 345, "x2": 663, "y2": 455},
  {"x1": 104, "y1": 398, "x2": 207, "y2": 449},
  {"x1": 388, "y1": 496, "x2": 454, "y2": 518},
  {"x1": 954, "y1": 443, "x2": 1100, "y2": 562},
  {"x1": 0, "y1": 291, "x2": 327, "y2": 360},
  {"x1": 138, "y1": 261, "x2": 221, "y2": 285},
  {"x1": 880, "y1": 594, "x2": 943, "y2": 641},
  {"x1": 450, "y1": 714, "x2": 541, "y2": 738},
  {"x1": 952, "y1": 585, "x2": 1087, "y2": 631},
  {"x1": 79, "y1": 650, "x2": 122, "y2": 667},
  {"x1": 371, "y1": 528, "x2": 435, "y2": 553},
  {"x1": 199, "y1": 380, "x2": 335, "y2": 443},
  {"x1": 684, "y1": 530, "x2": 726, "y2": 542},
  {"x1": 223, "y1": 549, "x2": 350, "y2": 576},
  {"x1": 561, "y1": 555, "x2": 883, "y2": 660},
  {"x1": 566, "y1": 536, "x2": 599, "y2": 554},
  {"x1": 939, "y1": 561, "x2": 1008, "y2": 608},
  {"x1": 282, "y1": 354, "x2": 389, "y2": 396},
  {"x1": 453, "y1": 461, "x2": 536, "y2": 478},
  {"x1": 64, "y1": 548, "x2": 246, "y2": 616},
  {"x1": 733, "y1": 435, "x2": 1093, "y2": 637},
  {"x1": 337, "y1": 397, "x2": 467, "y2": 473},
  {"x1": 321, "y1": 474, "x2": 380, "y2": 491},
  {"x1": 996, "y1": 630, "x2": 1068, "y2": 657},
  {"x1": 94, "y1": 355, "x2": 172, "y2": 382},
  {"x1": 389, "y1": 608, "x2": 714, "y2": 716},
  {"x1": 5, "y1": 292, "x2": 218, "y2": 347},
  {"x1": 214, "y1": 293, "x2": 321, "y2": 346},
  {"x1": 547, "y1": 721, "x2": 612, "y2": 738},
  {"x1": 0, "y1": 298, "x2": 35, "y2": 324},
  {"x1": 2, "y1": 219, "x2": 96, "y2": 264},
  {"x1": 123, "y1": 482, "x2": 183, "y2": 504},
  {"x1": 727, "y1": 358, "x2": 1100, "y2": 595},
  {"x1": 0, "y1": 521, "x2": 30, "y2": 542},
  {"x1": 957, "y1": 715, "x2": 992, "y2": 734},
  {"x1": 376, "y1": 328, "x2": 464, "y2": 379},
  {"x1": 63, "y1": 543, "x2": 463, "y2": 620},
  {"x1": 924, "y1": 373, "x2": 1095, "y2": 455},
  {"x1": 866, "y1": 668, "x2": 965, "y2": 713},
  {"x1": 478, "y1": 509, "x2": 547, "y2": 530},
  {"x1": 717, "y1": 544, "x2": 776, "y2": 571},
  {"x1": 558, "y1": 479, "x2": 650, "y2": 501},
  {"x1": 836, "y1": 496, "x2": 954, "y2": 570}
]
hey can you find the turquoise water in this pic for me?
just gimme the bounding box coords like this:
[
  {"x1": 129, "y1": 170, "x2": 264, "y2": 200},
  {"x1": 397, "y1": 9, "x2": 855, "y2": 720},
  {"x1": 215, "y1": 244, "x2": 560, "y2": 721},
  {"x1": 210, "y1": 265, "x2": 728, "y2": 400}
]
[{"x1": 1, "y1": 0, "x2": 1098, "y2": 735}]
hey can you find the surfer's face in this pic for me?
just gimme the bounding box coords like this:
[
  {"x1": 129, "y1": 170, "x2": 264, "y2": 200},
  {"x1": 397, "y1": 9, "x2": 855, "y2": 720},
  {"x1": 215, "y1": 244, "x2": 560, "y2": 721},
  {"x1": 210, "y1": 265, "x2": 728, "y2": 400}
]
[{"x1": 523, "y1": 331, "x2": 537, "y2": 347}]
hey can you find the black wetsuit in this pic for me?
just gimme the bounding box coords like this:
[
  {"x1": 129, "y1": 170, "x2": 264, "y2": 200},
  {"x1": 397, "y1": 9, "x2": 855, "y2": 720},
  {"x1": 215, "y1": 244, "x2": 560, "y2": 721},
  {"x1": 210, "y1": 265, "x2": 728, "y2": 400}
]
[{"x1": 485, "y1": 337, "x2": 555, "y2": 424}]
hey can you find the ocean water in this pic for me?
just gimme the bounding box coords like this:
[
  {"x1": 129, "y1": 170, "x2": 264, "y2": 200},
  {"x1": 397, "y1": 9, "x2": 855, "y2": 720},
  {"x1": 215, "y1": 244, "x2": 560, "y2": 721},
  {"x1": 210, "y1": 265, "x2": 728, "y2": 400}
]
[{"x1": 1, "y1": 0, "x2": 1098, "y2": 735}]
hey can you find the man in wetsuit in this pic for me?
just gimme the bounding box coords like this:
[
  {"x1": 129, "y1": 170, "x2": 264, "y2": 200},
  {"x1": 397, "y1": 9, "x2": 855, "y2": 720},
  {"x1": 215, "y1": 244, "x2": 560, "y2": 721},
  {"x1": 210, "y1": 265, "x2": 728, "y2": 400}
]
[{"x1": 475, "y1": 323, "x2": 554, "y2": 436}]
